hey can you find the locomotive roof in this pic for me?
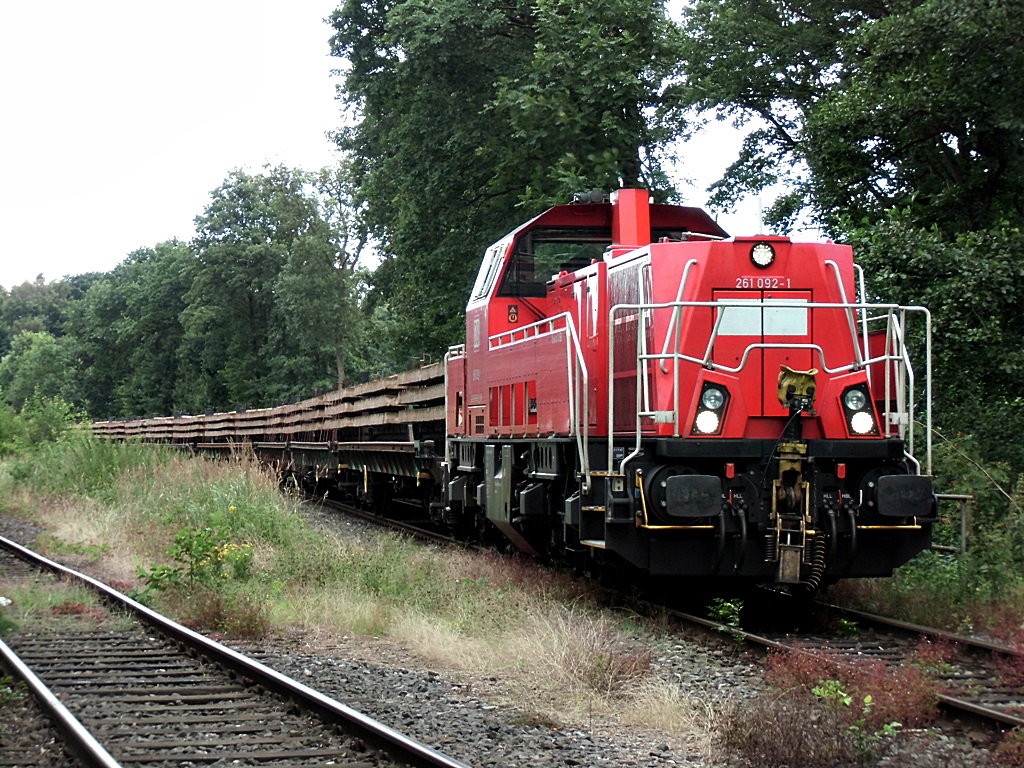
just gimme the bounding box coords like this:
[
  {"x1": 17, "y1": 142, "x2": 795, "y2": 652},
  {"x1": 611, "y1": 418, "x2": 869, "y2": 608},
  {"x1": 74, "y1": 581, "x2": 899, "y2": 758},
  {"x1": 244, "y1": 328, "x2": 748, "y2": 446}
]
[{"x1": 505, "y1": 196, "x2": 730, "y2": 245}]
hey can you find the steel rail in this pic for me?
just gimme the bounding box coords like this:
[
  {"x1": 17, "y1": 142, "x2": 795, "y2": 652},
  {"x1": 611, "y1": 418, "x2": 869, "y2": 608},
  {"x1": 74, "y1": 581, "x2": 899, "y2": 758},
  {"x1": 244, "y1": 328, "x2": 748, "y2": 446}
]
[
  {"x1": 0, "y1": 636, "x2": 123, "y2": 768},
  {"x1": 0, "y1": 534, "x2": 473, "y2": 768}
]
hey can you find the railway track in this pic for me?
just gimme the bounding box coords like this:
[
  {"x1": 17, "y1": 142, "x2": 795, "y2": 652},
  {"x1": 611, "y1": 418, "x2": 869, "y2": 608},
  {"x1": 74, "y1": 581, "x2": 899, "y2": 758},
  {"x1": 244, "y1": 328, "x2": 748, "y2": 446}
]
[
  {"x1": 670, "y1": 592, "x2": 1024, "y2": 731},
  {"x1": 313, "y1": 496, "x2": 1024, "y2": 732},
  {"x1": 0, "y1": 535, "x2": 471, "y2": 768}
]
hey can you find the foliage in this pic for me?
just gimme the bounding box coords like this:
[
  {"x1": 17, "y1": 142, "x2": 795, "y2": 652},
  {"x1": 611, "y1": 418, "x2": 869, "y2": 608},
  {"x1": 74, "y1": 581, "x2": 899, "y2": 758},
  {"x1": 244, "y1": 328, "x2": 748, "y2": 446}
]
[
  {"x1": 0, "y1": 676, "x2": 26, "y2": 706},
  {"x1": 329, "y1": 0, "x2": 680, "y2": 361},
  {"x1": 136, "y1": 511, "x2": 255, "y2": 601},
  {"x1": 672, "y1": 0, "x2": 1024, "y2": 235},
  {"x1": 996, "y1": 728, "x2": 1024, "y2": 768},
  {"x1": 66, "y1": 242, "x2": 195, "y2": 419},
  {"x1": 717, "y1": 686, "x2": 888, "y2": 767},
  {"x1": 0, "y1": 276, "x2": 75, "y2": 347},
  {"x1": 0, "y1": 595, "x2": 16, "y2": 636},
  {"x1": 0, "y1": 331, "x2": 74, "y2": 411},
  {"x1": 0, "y1": 394, "x2": 75, "y2": 458},
  {"x1": 847, "y1": 216, "x2": 1024, "y2": 475},
  {"x1": 719, "y1": 648, "x2": 934, "y2": 766},
  {"x1": 7, "y1": 430, "x2": 176, "y2": 498},
  {"x1": 707, "y1": 597, "x2": 743, "y2": 627},
  {"x1": 812, "y1": 680, "x2": 901, "y2": 760},
  {"x1": 765, "y1": 648, "x2": 938, "y2": 730},
  {"x1": 176, "y1": 165, "x2": 365, "y2": 412},
  {"x1": 0, "y1": 402, "x2": 27, "y2": 456}
]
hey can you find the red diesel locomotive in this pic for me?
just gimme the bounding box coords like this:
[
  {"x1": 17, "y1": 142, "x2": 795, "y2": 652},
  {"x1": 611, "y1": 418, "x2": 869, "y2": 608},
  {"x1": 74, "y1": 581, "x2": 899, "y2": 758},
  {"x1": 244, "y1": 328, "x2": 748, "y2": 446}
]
[
  {"x1": 443, "y1": 189, "x2": 935, "y2": 588},
  {"x1": 94, "y1": 188, "x2": 937, "y2": 592}
]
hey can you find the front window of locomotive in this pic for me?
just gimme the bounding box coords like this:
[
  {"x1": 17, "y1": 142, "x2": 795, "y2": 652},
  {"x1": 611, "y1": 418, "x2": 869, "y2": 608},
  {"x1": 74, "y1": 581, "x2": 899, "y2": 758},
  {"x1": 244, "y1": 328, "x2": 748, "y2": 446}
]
[{"x1": 498, "y1": 227, "x2": 609, "y2": 297}]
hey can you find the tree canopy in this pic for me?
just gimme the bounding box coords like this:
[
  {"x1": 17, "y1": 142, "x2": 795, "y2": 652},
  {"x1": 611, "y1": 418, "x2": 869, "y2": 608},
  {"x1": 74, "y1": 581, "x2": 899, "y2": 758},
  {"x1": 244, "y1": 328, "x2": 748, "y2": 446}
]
[
  {"x1": 674, "y1": 0, "x2": 1024, "y2": 234},
  {"x1": 329, "y1": 0, "x2": 680, "y2": 360}
]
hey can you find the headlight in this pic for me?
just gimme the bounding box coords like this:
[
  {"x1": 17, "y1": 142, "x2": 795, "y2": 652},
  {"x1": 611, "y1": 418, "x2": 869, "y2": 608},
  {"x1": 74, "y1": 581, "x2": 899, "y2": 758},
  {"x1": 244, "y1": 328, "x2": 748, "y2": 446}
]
[
  {"x1": 841, "y1": 384, "x2": 878, "y2": 436},
  {"x1": 695, "y1": 410, "x2": 720, "y2": 434},
  {"x1": 702, "y1": 387, "x2": 726, "y2": 410},
  {"x1": 850, "y1": 411, "x2": 875, "y2": 435},
  {"x1": 751, "y1": 242, "x2": 775, "y2": 268},
  {"x1": 843, "y1": 389, "x2": 867, "y2": 411},
  {"x1": 692, "y1": 383, "x2": 730, "y2": 435}
]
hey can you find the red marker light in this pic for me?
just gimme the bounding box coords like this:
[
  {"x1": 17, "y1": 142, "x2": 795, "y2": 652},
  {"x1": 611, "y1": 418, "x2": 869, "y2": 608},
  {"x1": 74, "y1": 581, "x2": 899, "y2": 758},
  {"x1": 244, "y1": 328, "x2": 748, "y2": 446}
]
[
  {"x1": 725, "y1": 463, "x2": 735, "y2": 479},
  {"x1": 837, "y1": 463, "x2": 847, "y2": 479}
]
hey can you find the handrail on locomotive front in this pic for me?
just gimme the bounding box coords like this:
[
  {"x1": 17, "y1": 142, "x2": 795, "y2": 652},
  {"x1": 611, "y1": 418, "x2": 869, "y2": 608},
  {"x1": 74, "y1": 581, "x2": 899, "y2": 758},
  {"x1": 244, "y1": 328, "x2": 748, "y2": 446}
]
[
  {"x1": 485, "y1": 312, "x2": 592, "y2": 493},
  {"x1": 607, "y1": 297, "x2": 933, "y2": 479}
]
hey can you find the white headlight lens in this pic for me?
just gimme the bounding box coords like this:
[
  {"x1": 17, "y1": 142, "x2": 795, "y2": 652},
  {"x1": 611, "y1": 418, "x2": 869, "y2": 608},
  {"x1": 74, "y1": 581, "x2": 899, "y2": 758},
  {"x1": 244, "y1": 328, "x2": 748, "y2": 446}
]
[
  {"x1": 701, "y1": 387, "x2": 725, "y2": 410},
  {"x1": 851, "y1": 411, "x2": 874, "y2": 435},
  {"x1": 751, "y1": 243, "x2": 775, "y2": 268},
  {"x1": 695, "y1": 410, "x2": 720, "y2": 434},
  {"x1": 844, "y1": 389, "x2": 867, "y2": 411}
]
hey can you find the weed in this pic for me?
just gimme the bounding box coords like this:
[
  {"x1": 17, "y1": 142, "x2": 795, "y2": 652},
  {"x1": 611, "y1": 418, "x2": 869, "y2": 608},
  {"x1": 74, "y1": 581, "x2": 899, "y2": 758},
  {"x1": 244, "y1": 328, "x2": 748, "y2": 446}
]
[
  {"x1": 0, "y1": 676, "x2": 27, "y2": 706},
  {"x1": 171, "y1": 587, "x2": 269, "y2": 640},
  {"x1": 812, "y1": 679, "x2": 902, "y2": 760},
  {"x1": 765, "y1": 648, "x2": 938, "y2": 729},
  {"x1": 717, "y1": 686, "x2": 866, "y2": 767},
  {"x1": 33, "y1": 534, "x2": 109, "y2": 561},
  {"x1": 50, "y1": 600, "x2": 106, "y2": 624},
  {"x1": 996, "y1": 728, "x2": 1024, "y2": 767},
  {"x1": 522, "y1": 607, "x2": 653, "y2": 695},
  {"x1": 106, "y1": 579, "x2": 134, "y2": 594},
  {"x1": 718, "y1": 659, "x2": 913, "y2": 768},
  {"x1": 0, "y1": 596, "x2": 15, "y2": 635},
  {"x1": 909, "y1": 637, "x2": 959, "y2": 677},
  {"x1": 835, "y1": 618, "x2": 860, "y2": 637},
  {"x1": 707, "y1": 597, "x2": 743, "y2": 628}
]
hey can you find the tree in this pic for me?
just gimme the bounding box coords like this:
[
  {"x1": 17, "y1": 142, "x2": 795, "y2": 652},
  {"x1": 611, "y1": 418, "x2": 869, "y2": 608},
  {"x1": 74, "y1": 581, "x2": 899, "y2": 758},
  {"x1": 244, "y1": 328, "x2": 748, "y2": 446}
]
[
  {"x1": 329, "y1": 0, "x2": 679, "y2": 361},
  {"x1": 673, "y1": 0, "x2": 1024, "y2": 234},
  {"x1": 116, "y1": 242, "x2": 194, "y2": 417},
  {"x1": 0, "y1": 330, "x2": 73, "y2": 411},
  {"x1": 2, "y1": 276, "x2": 73, "y2": 342},
  {"x1": 177, "y1": 166, "x2": 362, "y2": 411},
  {"x1": 849, "y1": 216, "x2": 1024, "y2": 473},
  {"x1": 267, "y1": 165, "x2": 369, "y2": 393},
  {"x1": 67, "y1": 242, "x2": 195, "y2": 419}
]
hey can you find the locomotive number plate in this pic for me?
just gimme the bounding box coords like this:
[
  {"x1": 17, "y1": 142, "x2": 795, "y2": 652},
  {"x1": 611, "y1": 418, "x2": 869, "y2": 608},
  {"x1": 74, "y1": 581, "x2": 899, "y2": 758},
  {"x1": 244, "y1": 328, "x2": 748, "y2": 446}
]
[{"x1": 735, "y1": 276, "x2": 792, "y2": 289}]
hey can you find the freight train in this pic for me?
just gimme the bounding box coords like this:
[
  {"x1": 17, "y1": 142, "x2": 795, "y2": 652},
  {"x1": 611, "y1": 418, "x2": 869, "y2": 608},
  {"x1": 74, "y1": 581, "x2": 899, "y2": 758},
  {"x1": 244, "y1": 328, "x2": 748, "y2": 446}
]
[{"x1": 94, "y1": 189, "x2": 937, "y2": 592}]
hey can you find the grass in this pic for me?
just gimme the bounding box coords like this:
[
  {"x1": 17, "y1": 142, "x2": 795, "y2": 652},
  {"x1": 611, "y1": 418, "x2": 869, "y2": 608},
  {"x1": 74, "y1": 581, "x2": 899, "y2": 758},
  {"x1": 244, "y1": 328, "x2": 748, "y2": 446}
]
[
  {"x1": 0, "y1": 579, "x2": 131, "y2": 633},
  {"x1": 0, "y1": 435, "x2": 713, "y2": 745}
]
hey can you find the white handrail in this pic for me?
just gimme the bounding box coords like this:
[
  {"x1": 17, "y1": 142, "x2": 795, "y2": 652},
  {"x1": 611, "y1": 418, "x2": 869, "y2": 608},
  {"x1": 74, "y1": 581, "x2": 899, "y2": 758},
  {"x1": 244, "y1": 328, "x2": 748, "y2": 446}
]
[{"x1": 606, "y1": 296, "x2": 932, "y2": 476}]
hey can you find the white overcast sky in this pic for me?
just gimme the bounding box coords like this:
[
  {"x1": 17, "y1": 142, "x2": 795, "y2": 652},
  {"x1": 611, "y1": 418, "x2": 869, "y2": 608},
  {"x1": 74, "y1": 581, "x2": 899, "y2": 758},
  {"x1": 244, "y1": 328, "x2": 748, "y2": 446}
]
[{"x1": 0, "y1": 1, "x2": 762, "y2": 292}]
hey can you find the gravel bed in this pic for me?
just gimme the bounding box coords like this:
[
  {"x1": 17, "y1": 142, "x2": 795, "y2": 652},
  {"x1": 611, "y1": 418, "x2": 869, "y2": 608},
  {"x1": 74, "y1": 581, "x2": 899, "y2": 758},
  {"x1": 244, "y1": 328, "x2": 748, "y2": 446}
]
[{"x1": 1, "y1": 507, "x2": 1002, "y2": 767}]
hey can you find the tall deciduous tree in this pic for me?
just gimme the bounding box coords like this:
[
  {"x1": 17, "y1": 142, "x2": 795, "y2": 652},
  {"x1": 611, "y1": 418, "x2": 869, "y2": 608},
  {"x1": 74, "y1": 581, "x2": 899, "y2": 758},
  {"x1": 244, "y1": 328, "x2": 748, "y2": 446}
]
[
  {"x1": 1, "y1": 276, "x2": 74, "y2": 342},
  {"x1": 178, "y1": 167, "x2": 315, "y2": 411},
  {"x1": 267, "y1": 164, "x2": 369, "y2": 393},
  {"x1": 674, "y1": 0, "x2": 1024, "y2": 234},
  {"x1": 63, "y1": 245, "x2": 193, "y2": 419},
  {"x1": 177, "y1": 166, "x2": 363, "y2": 412},
  {"x1": 0, "y1": 330, "x2": 73, "y2": 411},
  {"x1": 329, "y1": 0, "x2": 678, "y2": 361}
]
